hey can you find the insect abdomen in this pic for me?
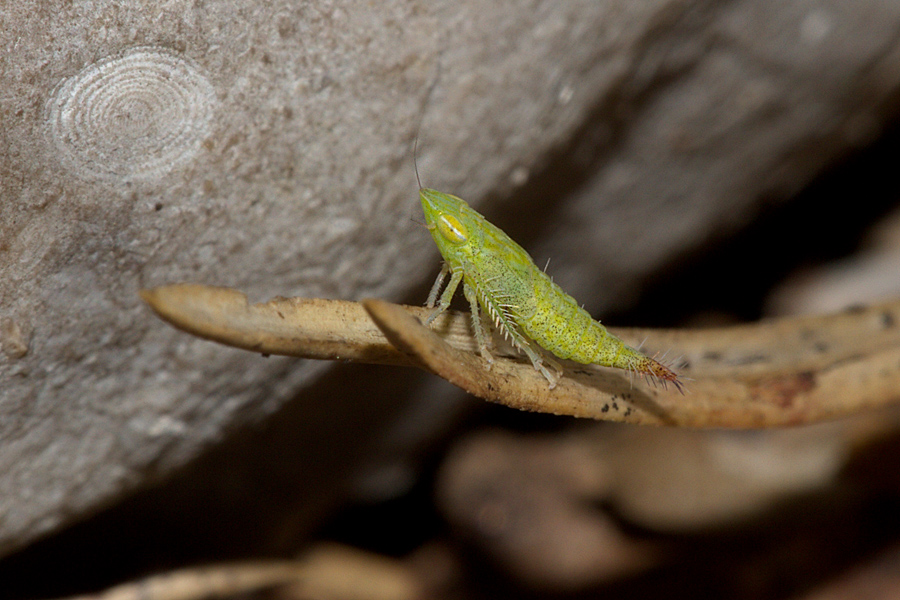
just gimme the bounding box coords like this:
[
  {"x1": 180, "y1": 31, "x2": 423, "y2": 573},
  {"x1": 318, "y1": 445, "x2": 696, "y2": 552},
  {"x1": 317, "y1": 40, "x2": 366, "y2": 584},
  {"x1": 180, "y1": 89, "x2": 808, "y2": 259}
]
[
  {"x1": 520, "y1": 269, "x2": 653, "y2": 370},
  {"x1": 518, "y1": 271, "x2": 606, "y2": 362}
]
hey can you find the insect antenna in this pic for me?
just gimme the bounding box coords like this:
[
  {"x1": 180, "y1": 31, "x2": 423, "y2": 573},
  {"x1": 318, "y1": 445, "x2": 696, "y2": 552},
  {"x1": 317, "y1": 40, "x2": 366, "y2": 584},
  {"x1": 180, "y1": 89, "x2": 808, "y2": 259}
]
[
  {"x1": 414, "y1": 134, "x2": 423, "y2": 190},
  {"x1": 412, "y1": 59, "x2": 443, "y2": 192}
]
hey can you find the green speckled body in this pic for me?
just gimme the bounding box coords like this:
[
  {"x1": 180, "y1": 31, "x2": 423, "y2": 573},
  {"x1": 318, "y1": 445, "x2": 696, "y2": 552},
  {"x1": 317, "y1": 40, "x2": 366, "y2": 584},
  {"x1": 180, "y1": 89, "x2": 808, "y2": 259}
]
[{"x1": 420, "y1": 188, "x2": 679, "y2": 389}]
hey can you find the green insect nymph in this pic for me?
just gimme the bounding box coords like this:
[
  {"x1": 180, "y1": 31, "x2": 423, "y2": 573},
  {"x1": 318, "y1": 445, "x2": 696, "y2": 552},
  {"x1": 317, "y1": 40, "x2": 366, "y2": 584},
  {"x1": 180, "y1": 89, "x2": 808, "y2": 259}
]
[{"x1": 420, "y1": 187, "x2": 682, "y2": 391}]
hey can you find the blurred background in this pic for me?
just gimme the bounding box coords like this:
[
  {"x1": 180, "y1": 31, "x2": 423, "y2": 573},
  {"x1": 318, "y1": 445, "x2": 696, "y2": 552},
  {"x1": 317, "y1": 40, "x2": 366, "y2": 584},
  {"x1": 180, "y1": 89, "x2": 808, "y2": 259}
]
[{"x1": 3, "y1": 1, "x2": 900, "y2": 598}]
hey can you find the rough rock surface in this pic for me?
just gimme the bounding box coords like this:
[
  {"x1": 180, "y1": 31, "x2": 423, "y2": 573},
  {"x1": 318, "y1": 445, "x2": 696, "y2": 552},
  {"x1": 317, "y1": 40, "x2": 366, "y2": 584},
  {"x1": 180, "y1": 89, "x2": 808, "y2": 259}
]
[{"x1": 2, "y1": 0, "x2": 900, "y2": 558}]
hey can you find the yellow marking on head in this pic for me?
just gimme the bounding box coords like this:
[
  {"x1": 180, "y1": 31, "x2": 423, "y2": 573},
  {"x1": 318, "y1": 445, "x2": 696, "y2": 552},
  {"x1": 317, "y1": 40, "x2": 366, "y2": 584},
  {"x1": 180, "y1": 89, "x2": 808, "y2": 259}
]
[{"x1": 436, "y1": 214, "x2": 468, "y2": 244}]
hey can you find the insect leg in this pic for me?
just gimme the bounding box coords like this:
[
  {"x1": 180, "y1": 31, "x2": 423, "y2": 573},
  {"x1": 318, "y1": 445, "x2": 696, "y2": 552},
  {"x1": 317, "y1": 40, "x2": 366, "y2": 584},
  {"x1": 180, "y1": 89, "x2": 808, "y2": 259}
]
[
  {"x1": 518, "y1": 342, "x2": 561, "y2": 390},
  {"x1": 541, "y1": 355, "x2": 564, "y2": 387},
  {"x1": 497, "y1": 318, "x2": 561, "y2": 389},
  {"x1": 425, "y1": 268, "x2": 462, "y2": 326},
  {"x1": 426, "y1": 263, "x2": 450, "y2": 308},
  {"x1": 462, "y1": 282, "x2": 494, "y2": 367}
]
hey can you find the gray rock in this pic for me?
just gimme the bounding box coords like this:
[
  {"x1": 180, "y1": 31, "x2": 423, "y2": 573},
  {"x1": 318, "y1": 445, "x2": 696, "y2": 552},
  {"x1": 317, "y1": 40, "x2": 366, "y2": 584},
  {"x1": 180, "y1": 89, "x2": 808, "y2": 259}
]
[{"x1": 2, "y1": 0, "x2": 900, "y2": 558}]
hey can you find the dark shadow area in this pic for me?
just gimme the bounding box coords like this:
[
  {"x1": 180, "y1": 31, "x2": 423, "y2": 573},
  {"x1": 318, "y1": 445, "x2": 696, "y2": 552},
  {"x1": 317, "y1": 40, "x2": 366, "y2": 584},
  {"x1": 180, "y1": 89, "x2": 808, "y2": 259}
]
[
  {"x1": 609, "y1": 116, "x2": 900, "y2": 327},
  {"x1": 0, "y1": 361, "x2": 463, "y2": 600}
]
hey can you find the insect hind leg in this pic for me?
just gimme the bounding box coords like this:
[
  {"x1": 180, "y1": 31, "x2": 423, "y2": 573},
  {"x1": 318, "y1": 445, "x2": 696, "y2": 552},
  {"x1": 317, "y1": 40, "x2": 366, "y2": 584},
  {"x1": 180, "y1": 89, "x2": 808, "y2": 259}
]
[
  {"x1": 533, "y1": 352, "x2": 562, "y2": 390},
  {"x1": 503, "y1": 326, "x2": 562, "y2": 390}
]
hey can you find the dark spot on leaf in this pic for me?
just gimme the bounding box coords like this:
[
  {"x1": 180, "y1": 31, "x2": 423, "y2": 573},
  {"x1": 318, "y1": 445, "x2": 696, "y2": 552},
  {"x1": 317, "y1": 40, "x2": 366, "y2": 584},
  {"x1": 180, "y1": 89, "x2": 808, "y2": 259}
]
[{"x1": 749, "y1": 372, "x2": 816, "y2": 408}]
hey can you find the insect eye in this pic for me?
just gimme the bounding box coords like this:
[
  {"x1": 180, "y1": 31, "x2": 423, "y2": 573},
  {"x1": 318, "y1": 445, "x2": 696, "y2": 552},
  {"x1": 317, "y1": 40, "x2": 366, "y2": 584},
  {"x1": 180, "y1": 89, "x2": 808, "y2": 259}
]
[{"x1": 436, "y1": 214, "x2": 468, "y2": 244}]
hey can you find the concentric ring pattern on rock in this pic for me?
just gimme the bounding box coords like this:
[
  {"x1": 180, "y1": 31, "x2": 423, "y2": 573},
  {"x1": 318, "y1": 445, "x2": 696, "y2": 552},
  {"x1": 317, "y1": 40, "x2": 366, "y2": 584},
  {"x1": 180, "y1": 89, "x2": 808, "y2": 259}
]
[{"x1": 47, "y1": 46, "x2": 217, "y2": 183}]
